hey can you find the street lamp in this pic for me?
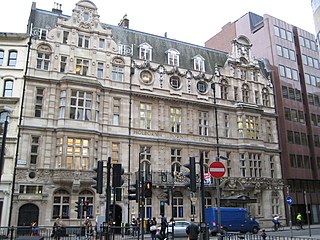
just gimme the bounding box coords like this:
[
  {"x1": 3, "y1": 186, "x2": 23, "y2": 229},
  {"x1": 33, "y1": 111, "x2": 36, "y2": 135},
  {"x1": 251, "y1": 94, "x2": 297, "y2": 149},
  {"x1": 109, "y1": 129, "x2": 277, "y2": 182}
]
[
  {"x1": 211, "y1": 66, "x2": 223, "y2": 234},
  {"x1": 0, "y1": 107, "x2": 13, "y2": 182}
]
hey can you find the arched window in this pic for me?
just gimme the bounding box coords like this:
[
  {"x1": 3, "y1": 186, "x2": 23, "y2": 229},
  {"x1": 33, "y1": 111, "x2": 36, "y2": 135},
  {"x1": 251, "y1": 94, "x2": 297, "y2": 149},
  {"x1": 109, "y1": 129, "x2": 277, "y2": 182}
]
[
  {"x1": 8, "y1": 50, "x2": 17, "y2": 66},
  {"x1": 53, "y1": 189, "x2": 70, "y2": 219},
  {"x1": 173, "y1": 191, "x2": 184, "y2": 218},
  {"x1": 166, "y1": 49, "x2": 180, "y2": 66},
  {"x1": 220, "y1": 79, "x2": 228, "y2": 99},
  {"x1": 139, "y1": 42, "x2": 152, "y2": 61},
  {"x1": 3, "y1": 79, "x2": 13, "y2": 97},
  {"x1": 262, "y1": 88, "x2": 270, "y2": 107},
  {"x1": 36, "y1": 45, "x2": 51, "y2": 70},
  {"x1": 193, "y1": 55, "x2": 205, "y2": 72},
  {"x1": 242, "y1": 84, "x2": 250, "y2": 103},
  {"x1": 78, "y1": 190, "x2": 94, "y2": 218},
  {"x1": 112, "y1": 58, "x2": 124, "y2": 82},
  {"x1": 171, "y1": 148, "x2": 182, "y2": 174},
  {"x1": 139, "y1": 146, "x2": 152, "y2": 179}
]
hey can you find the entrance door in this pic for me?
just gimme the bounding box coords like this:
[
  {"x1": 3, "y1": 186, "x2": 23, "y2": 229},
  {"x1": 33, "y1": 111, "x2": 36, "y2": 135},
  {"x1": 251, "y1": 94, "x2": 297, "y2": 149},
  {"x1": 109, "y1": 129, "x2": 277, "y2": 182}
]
[{"x1": 17, "y1": 204, "x2": 39, "y2": 235}]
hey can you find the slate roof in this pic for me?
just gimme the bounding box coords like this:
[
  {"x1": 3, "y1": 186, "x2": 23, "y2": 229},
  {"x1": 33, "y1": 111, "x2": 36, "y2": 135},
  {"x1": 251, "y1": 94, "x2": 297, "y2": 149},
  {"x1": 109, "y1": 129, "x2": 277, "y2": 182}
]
[{"x1": 28, "y1": 3, "x2": 228, "y2": 75}]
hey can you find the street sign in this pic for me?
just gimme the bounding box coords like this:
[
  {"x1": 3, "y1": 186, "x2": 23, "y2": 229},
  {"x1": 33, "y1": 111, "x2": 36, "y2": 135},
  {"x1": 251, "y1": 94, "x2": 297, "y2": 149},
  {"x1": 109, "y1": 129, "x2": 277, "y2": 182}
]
[
  {"x1": 286, "y1": 196, "x2": 293, "y2": 205},
  {"x1": 209, "y1": 161, "x2": 226, "y2": 179}
]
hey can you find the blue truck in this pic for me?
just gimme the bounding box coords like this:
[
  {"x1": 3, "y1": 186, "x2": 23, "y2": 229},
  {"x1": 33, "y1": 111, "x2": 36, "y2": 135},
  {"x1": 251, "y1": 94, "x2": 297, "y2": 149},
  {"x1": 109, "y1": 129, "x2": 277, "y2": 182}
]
[{"x1": 205, "y1": 207, "x2": 260, "y2": 235}]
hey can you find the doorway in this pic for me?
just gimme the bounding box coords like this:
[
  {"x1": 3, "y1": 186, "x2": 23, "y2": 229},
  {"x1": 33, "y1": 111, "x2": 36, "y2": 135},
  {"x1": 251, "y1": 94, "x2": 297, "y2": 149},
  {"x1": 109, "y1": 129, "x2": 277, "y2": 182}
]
[{"x1": 17, "y1": 203, "x2": 39, "y2": 235}]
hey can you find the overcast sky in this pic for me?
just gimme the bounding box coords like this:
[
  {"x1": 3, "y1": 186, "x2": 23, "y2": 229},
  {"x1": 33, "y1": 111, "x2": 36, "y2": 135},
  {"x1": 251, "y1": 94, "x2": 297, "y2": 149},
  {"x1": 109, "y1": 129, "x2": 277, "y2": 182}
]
[{"x1": 0, "y1": 0, "x2": 315, "y2": 46}]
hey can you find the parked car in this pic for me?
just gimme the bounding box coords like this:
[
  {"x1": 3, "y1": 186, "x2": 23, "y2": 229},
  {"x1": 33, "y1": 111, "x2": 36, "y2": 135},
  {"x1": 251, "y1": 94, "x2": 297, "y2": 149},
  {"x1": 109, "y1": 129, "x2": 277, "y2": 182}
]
[
  {"x1": 156, "y1": 221, "x2": 190, "y2": 238},
  {"x1": 168, "y1": 221, "x2": 190, "y2": 237}
]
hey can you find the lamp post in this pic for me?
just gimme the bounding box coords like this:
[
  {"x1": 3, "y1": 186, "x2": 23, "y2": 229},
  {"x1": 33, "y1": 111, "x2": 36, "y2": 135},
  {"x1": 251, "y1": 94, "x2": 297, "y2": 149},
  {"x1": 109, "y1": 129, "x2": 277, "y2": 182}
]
[
  {"x1": 0, "y1": 107, "x2": 13, "y2": 182},
  {"x1": 212, "y1": 66, "x2": 222, "y2": 234}
]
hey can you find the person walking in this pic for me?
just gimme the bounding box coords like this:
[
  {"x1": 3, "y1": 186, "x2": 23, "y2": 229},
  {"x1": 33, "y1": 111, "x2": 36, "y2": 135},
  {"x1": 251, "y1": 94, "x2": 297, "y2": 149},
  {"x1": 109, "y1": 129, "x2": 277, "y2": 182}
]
[
  {"x1": 160, "y1": 215, "x2": 168, "y2": 239},
  {"x1": 52, "y1": 217, "x2": 63, "y2": 240},
  {"x1": 31, "y1": 221, "x2": 39, "y2": 236},
  {"x1": 131, "y1": 217, "x2": 138, "y2": 236},
  {"x1": 83, "y1": 217, "x2": 93, "y2": 238},
  {"x1": 186, "y1": 218, "x2": 200, "y2": 240},
  {"x1": 296, "y1": 213, "x2": 303, "y2": 229},
  {"x1": 150, "y1": 217, "x2": 157, "y2": 240}
]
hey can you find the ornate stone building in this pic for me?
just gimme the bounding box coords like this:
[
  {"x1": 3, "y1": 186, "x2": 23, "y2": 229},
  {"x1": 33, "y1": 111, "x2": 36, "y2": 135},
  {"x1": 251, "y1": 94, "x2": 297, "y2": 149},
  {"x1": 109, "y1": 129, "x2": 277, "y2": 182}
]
[{"x1": 8, "y1": 0, "x2": 283, "y2": 228}]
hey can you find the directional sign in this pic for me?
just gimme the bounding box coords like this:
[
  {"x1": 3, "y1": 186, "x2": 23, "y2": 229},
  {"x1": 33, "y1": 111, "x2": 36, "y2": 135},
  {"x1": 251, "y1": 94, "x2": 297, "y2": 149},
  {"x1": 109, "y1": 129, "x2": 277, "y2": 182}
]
[
  {"x1": 209, "y1": 161, "x2": 226, "y2": 179},
  {"x1": 286, "y1": 196, "x2": 293, "y2": 205}
]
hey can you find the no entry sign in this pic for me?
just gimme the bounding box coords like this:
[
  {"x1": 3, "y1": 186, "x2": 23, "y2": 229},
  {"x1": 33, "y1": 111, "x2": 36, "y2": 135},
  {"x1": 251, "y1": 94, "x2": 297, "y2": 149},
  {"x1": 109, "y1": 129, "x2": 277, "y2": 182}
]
[{"x1": 209, "y1": 161, "x2": 226, "y2": 179}]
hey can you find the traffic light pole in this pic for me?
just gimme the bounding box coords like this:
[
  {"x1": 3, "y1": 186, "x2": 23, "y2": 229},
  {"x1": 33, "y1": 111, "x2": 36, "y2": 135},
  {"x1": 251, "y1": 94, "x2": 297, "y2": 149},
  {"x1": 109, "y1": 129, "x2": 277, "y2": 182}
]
[
  {"x1": 171, "y1": 183, "x2": 175, "y2": 240},
  {"x1": 200, "y1": 154, "x2": 207, "y2": 240},
  {"x1": 105, "y1": 157, "x2": 111, "y2": 240}
]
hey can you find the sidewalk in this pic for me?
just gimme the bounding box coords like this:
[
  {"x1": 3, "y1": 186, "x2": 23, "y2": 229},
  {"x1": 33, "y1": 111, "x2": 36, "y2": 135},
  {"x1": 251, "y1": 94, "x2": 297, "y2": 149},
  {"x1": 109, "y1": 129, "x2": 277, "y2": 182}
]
[{"x1": 266, "y1": 223, "x2": 320, "y2": 239}]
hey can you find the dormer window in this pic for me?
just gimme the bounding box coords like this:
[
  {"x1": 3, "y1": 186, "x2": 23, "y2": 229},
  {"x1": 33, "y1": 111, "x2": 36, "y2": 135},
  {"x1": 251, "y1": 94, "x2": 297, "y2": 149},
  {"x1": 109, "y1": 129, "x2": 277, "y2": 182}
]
[
  {"x1": 193, "y1": 55, "x2": 205, "y2": 72},
  {"x1": 139, "y1": 43, "x2": 152, "y2": 61},
  {"x1": 166, "y1": 49, "x2": 180, "y2": 66}
]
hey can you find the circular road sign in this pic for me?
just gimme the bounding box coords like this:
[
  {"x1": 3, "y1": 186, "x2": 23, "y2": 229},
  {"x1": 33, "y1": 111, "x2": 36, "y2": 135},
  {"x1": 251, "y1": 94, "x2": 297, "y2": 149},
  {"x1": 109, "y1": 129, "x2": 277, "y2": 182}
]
[
  {"x1": 209, "y1": 161, "x2": 226, "y2": 179},
  {"x1": 286, "y1": 196, "x2": 293, "y2": 205}
]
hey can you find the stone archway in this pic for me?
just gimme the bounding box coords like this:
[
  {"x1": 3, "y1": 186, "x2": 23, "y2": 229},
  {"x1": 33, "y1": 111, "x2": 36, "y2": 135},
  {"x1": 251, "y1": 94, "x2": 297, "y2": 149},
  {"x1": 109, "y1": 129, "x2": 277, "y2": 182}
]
[{"x1": 17, "y1": 203, "x2": 39, "y2": 235}]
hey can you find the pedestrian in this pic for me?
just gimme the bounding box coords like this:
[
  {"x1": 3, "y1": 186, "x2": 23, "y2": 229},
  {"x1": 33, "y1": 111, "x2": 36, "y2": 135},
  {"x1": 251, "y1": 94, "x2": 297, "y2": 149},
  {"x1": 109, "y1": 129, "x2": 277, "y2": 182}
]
[
  {"x1": 296, "y1": 213, "x2": 303, "y2": 229},
  {"x1": 83, "y1": 217, "x2": 93, "y2": 238},
  {"x1": 260, "y1": 228, "x2": 267, "y2": 240},
  {"x1": 186, "y1": 218, "x2": 200, "y2": 240},
  {"x1": 160, "y1": 215, "x2": 168, "y2": 239},
  {"x1": 52, "y1": 217, "x2": 63, "y2": 240},
  {"x1": 131, "y1": 216, "x2": 138, "y2": 236},
  {"x1": 150, "y1": 217, "x2": 157, "y2": 240},
  {"x1": 31, "y1": 221, "x2": 39, "y2": 236}
]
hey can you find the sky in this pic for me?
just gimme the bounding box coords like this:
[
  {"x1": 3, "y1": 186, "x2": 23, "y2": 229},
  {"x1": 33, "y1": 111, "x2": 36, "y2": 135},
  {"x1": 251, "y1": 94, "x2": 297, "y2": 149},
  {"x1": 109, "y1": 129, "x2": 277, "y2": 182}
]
[{"x1": 0, "y1": 0, "x2": 315, "y2": 46}]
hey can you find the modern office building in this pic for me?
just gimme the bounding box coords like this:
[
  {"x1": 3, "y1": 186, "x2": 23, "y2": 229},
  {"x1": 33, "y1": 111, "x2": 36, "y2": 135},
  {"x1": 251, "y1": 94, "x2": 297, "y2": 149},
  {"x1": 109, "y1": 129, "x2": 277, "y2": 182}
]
[
  {"x1": 5, "y1": 0, "x2": 281, "y2": 228},
  {"x1": 205, "y1": 12, "x2": 320, "y2": 224}
]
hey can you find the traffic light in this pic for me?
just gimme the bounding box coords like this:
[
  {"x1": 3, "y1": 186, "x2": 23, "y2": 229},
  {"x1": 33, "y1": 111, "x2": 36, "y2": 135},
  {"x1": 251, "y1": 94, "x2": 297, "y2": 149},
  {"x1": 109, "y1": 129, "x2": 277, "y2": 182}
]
[
  {"x1": 164, "y1": 188, "x2": 170, "y2": 205},
  {"x1": 113, "y1": 163, "x2": 125, "y2": 187},
  {"x1": 128, "y1": 180, "x2": 138, "y2": 202},
  {"x1": 92, "y1": 160, "x2": 103, "y2": 194},
  {"x1": 184, "y1": 157, "x2": 196, "y2": 192},
  {"x1": 75, "y1": 200, "x2": 82, "y2": 213},
  {"x1": 144, "y1": 181, "x2": 152, "y2": 198}
]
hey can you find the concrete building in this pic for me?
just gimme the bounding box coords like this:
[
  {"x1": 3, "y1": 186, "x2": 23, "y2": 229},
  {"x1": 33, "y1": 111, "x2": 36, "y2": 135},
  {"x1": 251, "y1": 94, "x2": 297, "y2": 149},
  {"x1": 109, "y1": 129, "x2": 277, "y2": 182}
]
[
  {"x1": 7, "y1": 0, "x2": 281, "y2": 228},
  {"x1": 206, "y1": 12, "x2": 320, "y2": 224},
  {"x1": 0, "y1": 33, "x2": 30, "y2": 226}
]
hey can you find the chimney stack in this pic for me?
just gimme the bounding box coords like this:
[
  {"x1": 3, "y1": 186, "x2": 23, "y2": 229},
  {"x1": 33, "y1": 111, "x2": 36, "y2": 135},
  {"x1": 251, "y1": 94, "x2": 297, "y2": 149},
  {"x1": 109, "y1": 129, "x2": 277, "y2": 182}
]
[
  {"x1": 52, "y1": 2, "x2": 62, "y2": 15},
  {"x1": 118, "y1": 14, "x2": 129, "y2": 29}
]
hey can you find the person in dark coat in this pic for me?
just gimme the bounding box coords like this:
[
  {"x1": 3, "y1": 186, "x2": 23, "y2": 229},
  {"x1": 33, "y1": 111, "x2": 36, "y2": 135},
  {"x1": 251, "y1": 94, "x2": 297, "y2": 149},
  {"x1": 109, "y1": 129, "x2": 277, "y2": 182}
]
[
  {"x1": 160, "y1": 215, "x2": 168, "y2": 239},
  {"x1": 186, "y1": 218, "x2": 200, "y2": 240}
]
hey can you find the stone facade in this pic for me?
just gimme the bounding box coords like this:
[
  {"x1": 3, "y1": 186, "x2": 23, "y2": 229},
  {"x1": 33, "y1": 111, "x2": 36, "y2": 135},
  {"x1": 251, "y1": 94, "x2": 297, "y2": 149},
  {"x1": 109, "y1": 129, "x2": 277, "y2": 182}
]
[{"x1": 6, "y1": 0, "x2": 283, "y2": 228}]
